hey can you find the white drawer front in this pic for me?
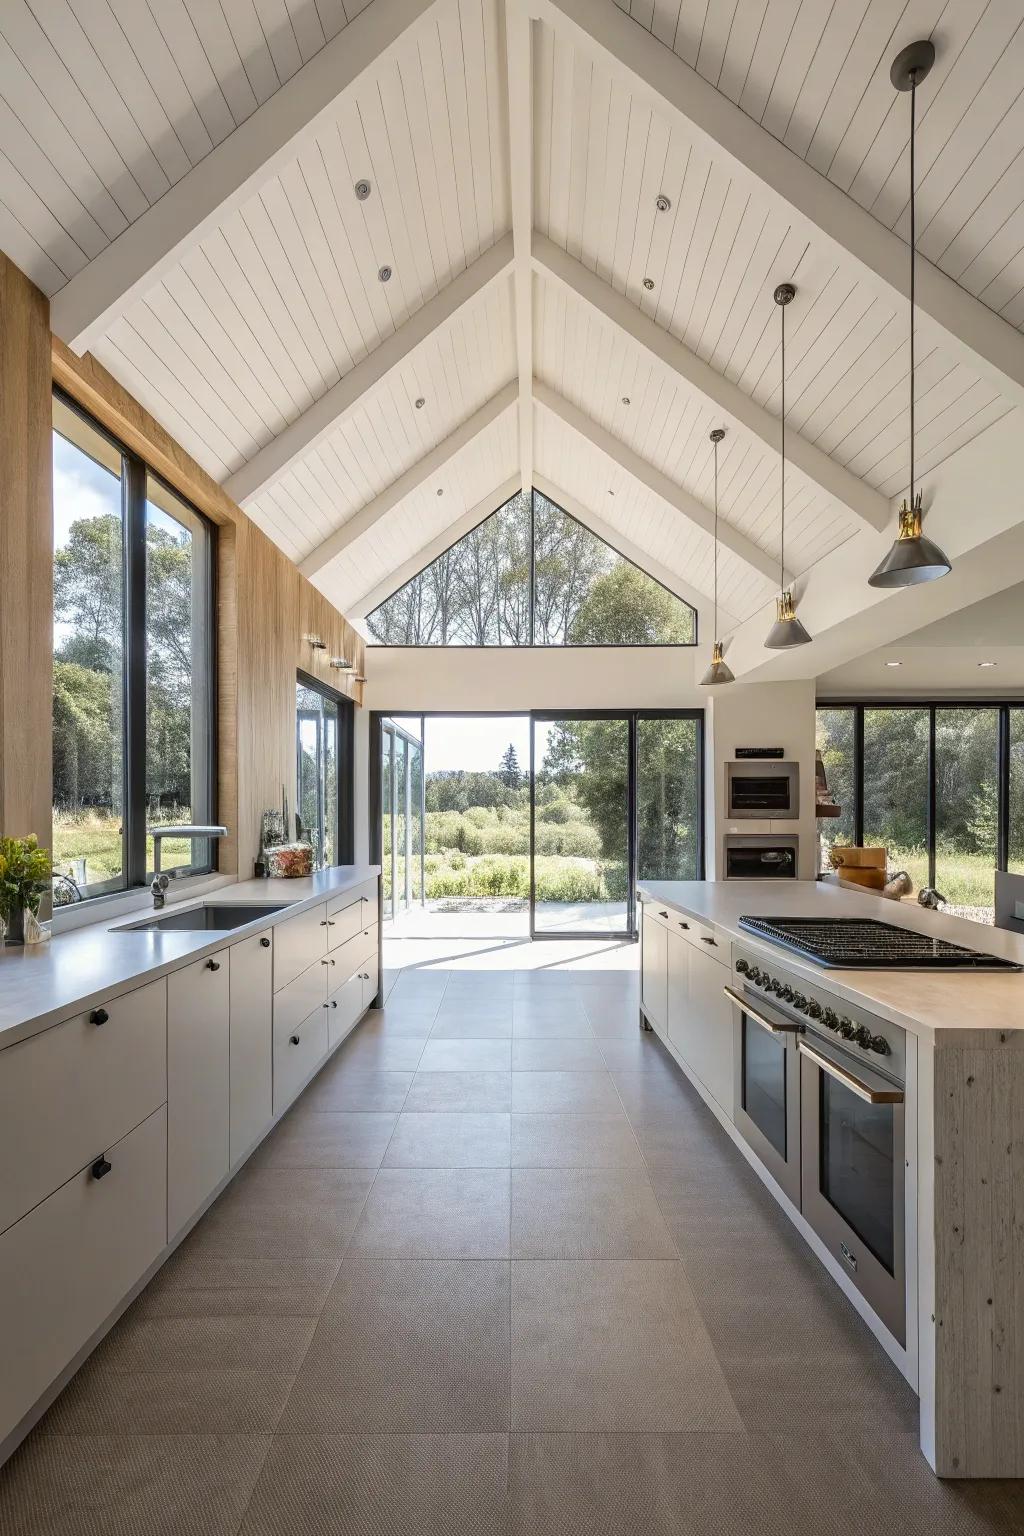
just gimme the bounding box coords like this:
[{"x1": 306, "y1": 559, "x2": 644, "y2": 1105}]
[
  {"x1": 332, "y1": 923, "x2": 379, "y2": 986},
  {"x1": 273, "y1": 902, "x2": 328, "y2": 992},
  {"x1": 327, "y1": 970, "x2": 363, "y2": 1049},
  {"x1": 273, "y1": 1006, "x2": 328, "y2": 1115},
  {"x1": 0, "y1": 1106, "x2": 167, "y2": 1446},
  {"x1": 360, "y1": 887, "x2": 379, "y2": 928},
  {"x1": 361, "y1": 958, "x2": 380, "y2": 1010},
  {"x1": 326, "y1": 897, "x2": 364, "y2": 950},
  {"x1": 273, "y1": 960, "x2": 328, "y2": 1044},
  {"x1": 0, "y1": 978, "x2": 167, "y2": 1235}
]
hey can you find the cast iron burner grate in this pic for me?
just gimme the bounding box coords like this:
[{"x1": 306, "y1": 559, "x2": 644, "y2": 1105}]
[{"x1": 738, "y1": 916, "x2": 1023, "y2": 971}]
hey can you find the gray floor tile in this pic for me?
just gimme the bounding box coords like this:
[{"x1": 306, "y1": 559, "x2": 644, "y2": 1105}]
[
  {"x1": 197, "y1": 1167, "x2": 374, "y2": 1260},
  {"x1": 511, "y1": 1112, "x2": 644, "y2": 1168},
  {"x1": 628, "y1": 1110, "x2": 726, "y2": 1168},
  {"x1": 511, "y1": 1071, "x2": 622, "y2": 1113},
  {"x1": 354, "y1": 1012, "x2": 435, "y2": 1039},
  {"x1": 384, "y1": 1111, "x2": 512, "y2": 1167},
  {"x1": 349, "y1": 1168, "x2": 511, "y2": 1258},
  {"x1": 136, "y1": 1246, "x2": 338, "y2": 1319},
  {"x1": 511, "y1": 1011, "x2": 595, "y2": 1038},
  {"x1": 510, "y1": 1433, "x2": 794, "y2": 1536},
  {"x1": 419, "y1": 1038, "x2": 513, "y2": 1072},
  {"x1": 511, "y1": 1169, "x2": 677, "y2": 1258},
  {"x1": 333, "y1": 1033, "x2": 427, "y2": 1071},
  {"x1": 89, "y1": 1313, "x2": 316, "y2": 1375},
  {"x1": 279, "y1": 1259, "x2": 510, "y2": 1431},
  {"x1": 510, "y1": 1260, "x2": 742, "y2": 1432},
  {"x1": 45, "y1": 1368, "x2": 294, "y2": 1435},
  {"x1": 611, "y1": 1069, "x2": 709, "y2": 1118},
  {"x1": 404, "y1": 1070, "x2": 512, "y2": 1112},
  {"x1": 511, "y1": 1037, "x2": 606, "y2": 1071},
  {"x1": 238, "y1": 1434, "x2": 510, "y2": 1536},
  {"x1": 303, "y1": 1068, "x2": 413, "y2": 1112},
  {"x1": 252, "y1": 1111, "x2": 397, "y2": 1169},
  {"x1": 598, "y1": 1037, "x2": 681, "y2": 1073},
  {"x1": 0, "y1": 1433, "x2": 271, "y2": 1536},
  {"x1": 429, "y1": 1013, "x2": 514, "y2": 1038}
]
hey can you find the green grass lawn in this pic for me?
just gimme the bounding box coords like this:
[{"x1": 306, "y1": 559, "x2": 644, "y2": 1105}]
[{"x1": 53, "y1": 810, "x2": 193, "y2": 887}]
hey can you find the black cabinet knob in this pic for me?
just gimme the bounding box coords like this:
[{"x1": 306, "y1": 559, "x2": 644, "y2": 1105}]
[
  {"x1": 330, "y1": 1000, "x2": 338, "y2": 1009},
  {"x1": 359, "y1": 972, "x2": 370, "y2": 981},
  {"x1": 89, "y1": 1007, "x2": 109, "y2": 1026},
  {"x1": 289, "y1": 1034, "x2": 300, "y2": 1045},
  {"x1": 91, "y1": 1156, "x2": 112, "y2": 1180},
  {"x1": 259, "y1": 936, "x2": 271, "y2": 948},
  {"x1": 206, "y1": 959, "x2": 220, "y2": 971}
]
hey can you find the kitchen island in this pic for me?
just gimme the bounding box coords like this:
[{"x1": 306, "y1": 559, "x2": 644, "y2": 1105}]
[{"x1": 637, "y1": 879, "x2": 1024, "y2": 1480}]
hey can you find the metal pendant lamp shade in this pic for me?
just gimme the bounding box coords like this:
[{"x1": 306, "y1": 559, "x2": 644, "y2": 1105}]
[
  {"x1": 763, "y1": 283, "x2": 811, "y2": 649},
  {"x1": 869, "y1": 41, "x2": 951, "y2": 590},
  {"x1": 700, "y1": 428, "x2": 735, "y2": 685}
]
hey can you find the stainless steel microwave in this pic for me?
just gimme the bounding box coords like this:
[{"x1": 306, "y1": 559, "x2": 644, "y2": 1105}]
[{"x1": 725, "y1": 759, "x2": 799, "y2": 820}]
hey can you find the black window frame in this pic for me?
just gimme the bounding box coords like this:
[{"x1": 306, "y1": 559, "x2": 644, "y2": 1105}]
[
  {"x1": 296, "y1": 670, "x2": 355, "y2": 869},
  {"x1": 52, "y1": 387, "x2": 218, "y2": 902},
  {"x1": 364, "y1": 487, "x2": 699, "y2": 649},
  {"x1": 816, "y1": 698, "x2": 1021, "y2": 894}
]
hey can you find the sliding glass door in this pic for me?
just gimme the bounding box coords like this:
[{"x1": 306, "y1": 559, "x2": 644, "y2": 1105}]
[{"x1": 531, "y1": 714, "x2": 632, "y2": 937}]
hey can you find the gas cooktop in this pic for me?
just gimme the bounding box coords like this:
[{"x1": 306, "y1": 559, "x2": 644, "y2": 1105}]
[{"x1": 738, "y1": 915, "x2": 1023, "y2": 971}]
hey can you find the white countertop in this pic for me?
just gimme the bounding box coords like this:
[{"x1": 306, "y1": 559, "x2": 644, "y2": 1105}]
[
  {"x1": 0, "y1": 866, "x2": 380, "y2": 1050},
  {"x1": 637, "y1": 879, "x2": 1024, "y2": 1041}
]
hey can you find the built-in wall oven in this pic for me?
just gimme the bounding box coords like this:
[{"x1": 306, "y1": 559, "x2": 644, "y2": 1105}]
[
  {"x1": 726, "y1": 760, "x2": 799, "y2": 819},
  {"x1": 725, "y1": 948, "x2": 908, "y2": 1345},
  {"x1": 723, "y1": 835, "x2": 798, "y2": 879}
]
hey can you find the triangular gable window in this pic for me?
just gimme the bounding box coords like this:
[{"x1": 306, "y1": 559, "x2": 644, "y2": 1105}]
[{"x1": 365, "y1": 489, "x2": 696, "y2": 647}]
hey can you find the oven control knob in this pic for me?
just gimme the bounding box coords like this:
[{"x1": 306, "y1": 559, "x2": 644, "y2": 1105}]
[
  {"x1": 770, "y1": 978, "x2": 783, "y2": 994},
  {"x1": 838, "y1": 1018, "x2": 855, "y2": 1040},
  {"x1": 822, "y1": 1008, "x2": 838, "y2": 1029},
  {"x1": 781, "y1": 985, "x2": 794, "y2": 1002},
  {"x1": 853, "y1": 1025, "x2": 874, "y2": 1050},
  {"x1": 735, "y1": 959, "x2": 749, "y2": 975},
  {"x1": 870, "y1": 1034, "x2": 891, "y2": 1056},
  {"x1": 792, "y1": 993, "x2": 808, "y2": 1012},
  {"x1": 806, "y1": 999, "x2": 822, "y2": 1019}
]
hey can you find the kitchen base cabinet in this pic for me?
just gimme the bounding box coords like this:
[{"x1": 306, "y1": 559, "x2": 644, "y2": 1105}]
[
  {"x1": 328, "y1": 970, "x2": 363, "y2": 1050},
  {"x1": 641, "y1": 907, "x2": 669, "y2": 1035},
  {"x1": 668, "y1": 937, "x2": 732, "y2": 1112},
  {"x1": 167, "y1": 953, "x2": 230, "y2": 1239},
  {"x1": 274, "y1": 1006, "x2": 329, "y2": 1113},
  {"x1": 0, "y1": 1107, "x2": 167, "y2": 1448},
  {"x1": 229, "y1": 933, "x2": 273, "y2": 1166}
]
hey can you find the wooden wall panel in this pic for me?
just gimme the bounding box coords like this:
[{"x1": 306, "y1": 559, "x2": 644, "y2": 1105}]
[
  {"x1": 40, "y1": 328, "x2": 365, "y2": 882},
  {"x1": 0, "y1": 253, "x2": 52, "y2": 848}
]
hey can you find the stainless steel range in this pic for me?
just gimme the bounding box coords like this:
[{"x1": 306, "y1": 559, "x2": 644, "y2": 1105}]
[
  {"x1": 738, "y1": 915, "x2": 1022, "y2": 971},
  {"x1": 726, "y1": 939, "x2": 909, "y2": 1344}
]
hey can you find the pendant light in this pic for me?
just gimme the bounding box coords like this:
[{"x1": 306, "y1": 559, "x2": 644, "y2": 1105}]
[
  {"x1": 700, "y1": 427, "x2": 734, "y2": 686},
  {"x1": 764, "y1": 282, "x2": 811, "y2": 648},
  {"x1": 869, "y1": 40, "x2": 951, "y2": 589}
]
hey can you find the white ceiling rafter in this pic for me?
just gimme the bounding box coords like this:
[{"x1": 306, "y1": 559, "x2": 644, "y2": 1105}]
[
  {"x1": 506, "y1": 0, "x2": 535, "y2": 492},
  {"x1": 300, "y1": 380, "x2": 518, "y2": 578},
  {"x1": 533, "y1": 234, "x2": 890, "y2": 535},
  {"x1": 534, "y1": 380, "x2": 783, "y2": 589},
  {"x1": 348, "y1": 474, "x2": 524, "y2": 621},
  {"x1": 535, "y1": 0, "x2": 1024, "y2": 412},
  {"x1": 50, "y1": 0, "x2": 444, "y2": 353},
  {"x1": 225, "y1": 234, "x2": 514, "y2": 506}
]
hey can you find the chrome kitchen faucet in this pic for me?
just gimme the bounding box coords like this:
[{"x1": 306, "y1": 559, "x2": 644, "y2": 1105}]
[{"x1": 148, "y1": 825, "x2": 228, "y2": 907}]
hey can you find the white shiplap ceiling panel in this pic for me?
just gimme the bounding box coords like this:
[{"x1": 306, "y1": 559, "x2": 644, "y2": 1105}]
[{"x1": 318, "y1": 402, "x2": 519, "y2": 609}]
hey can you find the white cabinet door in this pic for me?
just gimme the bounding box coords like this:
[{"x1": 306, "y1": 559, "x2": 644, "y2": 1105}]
[
  {"x1": 0, "y1": 1106, "x2": 167, "y2": 1447},
  {"x1": 328, "y1": 970, "x2": 363, "y2": 1050},
  {"x1": 685, "y1": 946, "x2": 733, "y2": 1112},
  {"x1": 229, "y1": 932, "x2": 273, "y2": 1166},
  {"x1": 666, "y1": 924, "x2": 690, "y2": 1060},
  {"x1": 640, "y1": 908, "x2": 668, "y2": 1034},
  {"x1": 167, "y1": 952, "x2": 230, "y2": 1238},
  {"x1": 273, "y1": 1005, "x2": 329, "y2": 1115}
]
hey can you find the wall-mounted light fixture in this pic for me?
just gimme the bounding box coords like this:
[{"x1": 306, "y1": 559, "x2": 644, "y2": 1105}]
[
  {"x1": 329, "y1": 657, "x2": 355, "y2": 670},
  {"x1": 303, "y1": 633, "x2": 327, "y2": 650}
]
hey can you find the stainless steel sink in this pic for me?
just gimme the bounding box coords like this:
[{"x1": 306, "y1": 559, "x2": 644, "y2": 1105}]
[{"x1": 127, "y1": 903, "x2": 291, "y2": 932}]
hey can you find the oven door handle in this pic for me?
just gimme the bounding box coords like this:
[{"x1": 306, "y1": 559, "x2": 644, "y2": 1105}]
[
  {"x1": 797, "y1": 1038, "x2": 904, "y2": 1105},
  {"x1": 722, "y1": 985, "x2": 804, "y2": 1035}
]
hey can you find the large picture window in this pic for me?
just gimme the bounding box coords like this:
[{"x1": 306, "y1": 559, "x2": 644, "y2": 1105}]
[
  {"x1": 816, "y1": 701, "x2": 1024, "y2": 927},
  {"x1": 52, "y1": 393, "x2": 215, "y2": 904},
  {"x1": 365, "y1": 489, "x2": 696, "y2": 647}
]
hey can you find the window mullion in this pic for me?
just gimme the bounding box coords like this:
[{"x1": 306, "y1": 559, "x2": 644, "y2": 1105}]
[
  {"x1": 926, "y1": 707, "x2": 937, "y2": 889},
  {"x1": 123, "y1": 453, "x2": 148, "y2": 888}
]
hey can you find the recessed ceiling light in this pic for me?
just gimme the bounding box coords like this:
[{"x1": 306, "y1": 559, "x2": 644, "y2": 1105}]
[
  {"x1": 354, "y1": 179, "x2": 371, "y2": 200},
  {"x1": 655, "y1": 194, "x2": 671, "y2": 212},
  {"x1": 621, "y1": 396, "x2": 631, "y2": 405},
  {"x1": 884, "y1": 660, "x2": 903, "y2": 667},
  {"x1": 378, "y1": 264, "x2": 393, "y2": 283},
  {"x1": 978, "y1": 660, "x2": 998, "y2": 668},
  {"x1": 642, "y1": 277, "x2": 655, "y2": 291},
  {"x1": 415, "y1": 397, "x2": 425, "y2": 409}
]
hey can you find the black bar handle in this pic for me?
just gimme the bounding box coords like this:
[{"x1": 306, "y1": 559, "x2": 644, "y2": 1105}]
[{"x1": 91, "y1": 1156, "x2": 112, "y2": 1180}]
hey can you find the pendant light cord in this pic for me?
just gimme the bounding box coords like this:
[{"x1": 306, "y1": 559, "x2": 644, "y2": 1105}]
[
  {"x1": 780, "y1": 299, "x2": 786, "y2": 590},
  {"x1": 713, "y1": 436, "x2": 719, "y2": 642},
  {"x1": 909, "y1": 73, "x2": 917, "y2": 508}
]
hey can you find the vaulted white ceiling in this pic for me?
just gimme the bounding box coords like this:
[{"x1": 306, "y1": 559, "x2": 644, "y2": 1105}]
[{"x1": 5, "y1": 0, "x2": 1024, "y2": 664}]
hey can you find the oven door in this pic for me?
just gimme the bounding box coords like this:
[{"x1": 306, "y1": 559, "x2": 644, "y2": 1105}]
[
  {"x1": 799, "y1": 1036, "x2": 906, "y2": 1345},
  {"x1": 726, "y1": 761, "x2": 799, "y2": 819},
  {"x1": 725, "y1": 985, "x2": 802, "y2": 1206}
]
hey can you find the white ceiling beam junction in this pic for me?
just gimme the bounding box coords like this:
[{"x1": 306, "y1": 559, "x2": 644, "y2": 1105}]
[
  {"x1": 300, "y1": 380, "x2": 517, "y2": 578},
  {"x1": 506, "y1": 0, "x2": 535, "y2": 492},
  {"x1": 226, "y1": 234, "x2": 514, "y2": 505},
  {"x1": 534, "y1": 380, "x2": 783, "y2": 588},
  {"x1": 537, "y1": 0, "x2": 1024, "y2": 412},
  {"x1": 50, "y1": 0, "x2": 442, "y2": 353},
  {"x1": 533, "y1": 234, "x2": 889, "y2": 534}
]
